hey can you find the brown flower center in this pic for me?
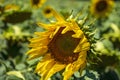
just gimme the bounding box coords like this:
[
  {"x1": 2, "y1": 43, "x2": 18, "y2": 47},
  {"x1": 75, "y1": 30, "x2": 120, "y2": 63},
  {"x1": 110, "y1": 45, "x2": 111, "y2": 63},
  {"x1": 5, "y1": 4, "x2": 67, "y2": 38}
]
[
  {"x1": 48, "y1": 27, "x2": 80, "y2": 64},
  {"x1": 45, "y1": 9, "x2": 51, "y2": 14},
  {"x1": 96, "y1": 0, "x2": 108, "y2": 12},
  {"x1": 32, "y1": 0, "x2": 40, "y2": 5}
]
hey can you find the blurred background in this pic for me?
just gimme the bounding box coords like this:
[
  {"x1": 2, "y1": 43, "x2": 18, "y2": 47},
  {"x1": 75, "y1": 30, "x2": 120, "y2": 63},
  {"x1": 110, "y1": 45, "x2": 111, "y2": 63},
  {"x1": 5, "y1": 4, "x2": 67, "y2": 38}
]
[{"x1": 0, "y1": 0, "x2": 120, "y2": 80}]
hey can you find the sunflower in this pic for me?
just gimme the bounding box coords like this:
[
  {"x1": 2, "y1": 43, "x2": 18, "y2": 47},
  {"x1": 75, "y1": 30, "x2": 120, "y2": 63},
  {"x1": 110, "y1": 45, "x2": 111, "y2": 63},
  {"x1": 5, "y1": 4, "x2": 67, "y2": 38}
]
[
  {"x1": 4, "y1": 4, "x2": 20, "y2": 12},
  {"x1": 90, "y1": 0, "x2": 114, "y2": 18},
  {"x1": 31, "y1": 0, "x2": 46, "y2": 8},
  {"x1": 43, "y1": 6, "x2": 53, "y2": 18},
  {"x1": 3, "y1": 11, "x2": 32, "y2": 24},
  {"x1": 27, "y1": 8, "x2": 90, "y2": 80}
]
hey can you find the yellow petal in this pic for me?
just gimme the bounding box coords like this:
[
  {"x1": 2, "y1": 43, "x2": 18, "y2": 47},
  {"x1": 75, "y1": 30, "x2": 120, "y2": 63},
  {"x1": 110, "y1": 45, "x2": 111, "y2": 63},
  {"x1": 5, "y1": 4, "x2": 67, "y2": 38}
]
[
  {"x1": 30, "y1": 37, "x2": 49, "y2": 43},
  {"x1": 40, "y1": 60, "x2": 55, "y2": 75},
  {"x1": 35, "y1": 54, "x2": 52, "y2": 72},
  {"x1": 61, "y1": 26, "x2": 71, "y2": 34},
  {"x1": 63, "y1": 51, "x2": 87, "y2": 80},
  {"x1": 51, "y1": 8, "x2": 65, "y2": 22},
  {"x1": 74, "y1": 44, "x2": 81, "y2": 53},
  {"x1": 34, "y1": 31, "x2": 51, "y2": 37},
  {"x1": 72, "y1": 30, "x2": 84, "y2": 38},
  {"x1": 51, "y1": 26, "x2": 61, "y2": 37},
  {"x1": 63, "y1": 63, "x2": 73, "y2": 80},
  {"x1": 27, "y1": 46, "x2": 48, "y2": 55},
  {"x1": 80, "y1": 36, "x2": 88, "y2": 45},
  {"x1": 27, "y1": 46, "x2": 48, "y2": 60},
  {"x1": 35, "y1": 54, "x2": 66, "y2": 80},
  {"x1": 82, "y1": 42, "x2": 90, "y2": 51},
  {"x1": 37, "y1": 22, "x2": 54, "y2": 30},
  {"x1": 29, "y1": 38, "x2": 50, "y2": 47},
  {"x1": 37, "y1": 59, "x2": 55, "y2": 75},
  {"x1": 71, "y1": 20, "x2": 80, "y2": 30},
  {"x1": 44, "y1": 62, "x2": 66, "y2": 80}
]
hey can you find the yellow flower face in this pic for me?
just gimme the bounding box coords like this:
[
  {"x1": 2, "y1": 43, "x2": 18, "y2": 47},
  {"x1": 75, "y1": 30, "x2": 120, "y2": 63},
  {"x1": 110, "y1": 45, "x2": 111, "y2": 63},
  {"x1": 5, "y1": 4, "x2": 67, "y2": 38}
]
[
  {"x1": 43, "y1": 6, "x2": 53, "y2": 18},
  {"x1": 90, "y1": 0, "x2": 114, "y2": 18},
  {"x1": 27, "y1": 8, "x2": 90, "y2": 80},
  {"x1": 31, "y1": 0, "x2": 46, "y2": 8}
]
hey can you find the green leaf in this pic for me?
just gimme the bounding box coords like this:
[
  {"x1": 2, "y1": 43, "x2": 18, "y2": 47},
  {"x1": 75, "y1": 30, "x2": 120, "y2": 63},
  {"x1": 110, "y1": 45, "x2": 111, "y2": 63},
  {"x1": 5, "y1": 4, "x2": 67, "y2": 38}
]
[{"x1": 7, "y1": 71, "x2": 25, "y2": 80}]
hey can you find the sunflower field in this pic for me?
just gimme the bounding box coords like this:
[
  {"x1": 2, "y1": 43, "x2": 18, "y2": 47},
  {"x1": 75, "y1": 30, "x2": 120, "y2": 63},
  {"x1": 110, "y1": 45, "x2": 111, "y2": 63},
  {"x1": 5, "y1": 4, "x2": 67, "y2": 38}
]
[{"x1": 0, "y1": 0, "x2": 120, "y2": 80}]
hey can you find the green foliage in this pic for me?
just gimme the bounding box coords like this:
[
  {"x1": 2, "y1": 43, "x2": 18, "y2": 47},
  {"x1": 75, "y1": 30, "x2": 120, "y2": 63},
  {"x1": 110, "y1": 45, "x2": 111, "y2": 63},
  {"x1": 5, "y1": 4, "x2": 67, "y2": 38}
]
[{"x1": 0, "y1": 0, "x2": 120, "y2": 80}]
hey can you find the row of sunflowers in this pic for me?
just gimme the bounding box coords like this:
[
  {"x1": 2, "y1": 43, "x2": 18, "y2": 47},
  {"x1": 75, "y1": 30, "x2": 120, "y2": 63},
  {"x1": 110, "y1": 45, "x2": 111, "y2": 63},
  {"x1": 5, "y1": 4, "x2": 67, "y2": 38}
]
[{"x1": 0, "y1": 0, "x2": 120, "y2": 80}]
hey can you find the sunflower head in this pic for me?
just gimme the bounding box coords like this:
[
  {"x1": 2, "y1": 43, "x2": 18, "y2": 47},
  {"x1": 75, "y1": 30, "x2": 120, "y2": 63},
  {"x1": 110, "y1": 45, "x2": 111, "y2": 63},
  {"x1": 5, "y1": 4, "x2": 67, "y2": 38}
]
[
  {"x1": 31, "y1": 0, "x2": 46, "y2": 8},
  {"x1": 43, "y1": 6, "x2": 53, "y2": 18},
  {"x1": 27, "y1": 8, "x2": 92, "y2": 80},
  {"x1": 90, "y1": 0, "x2": 114, "y2": 18},
  {"x1": 48, "y1": 27, "x2": 81, "y2": 64},
  {"x1": 2, "y1": 11, "x2": 32, "y2": 24}
]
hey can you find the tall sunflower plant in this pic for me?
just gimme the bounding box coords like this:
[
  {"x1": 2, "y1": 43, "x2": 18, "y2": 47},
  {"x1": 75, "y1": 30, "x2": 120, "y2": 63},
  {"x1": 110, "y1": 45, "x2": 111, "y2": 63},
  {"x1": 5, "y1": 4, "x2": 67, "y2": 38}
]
[{"x1": 26, "y1": 7, "x2": 98, "y2": 80}]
